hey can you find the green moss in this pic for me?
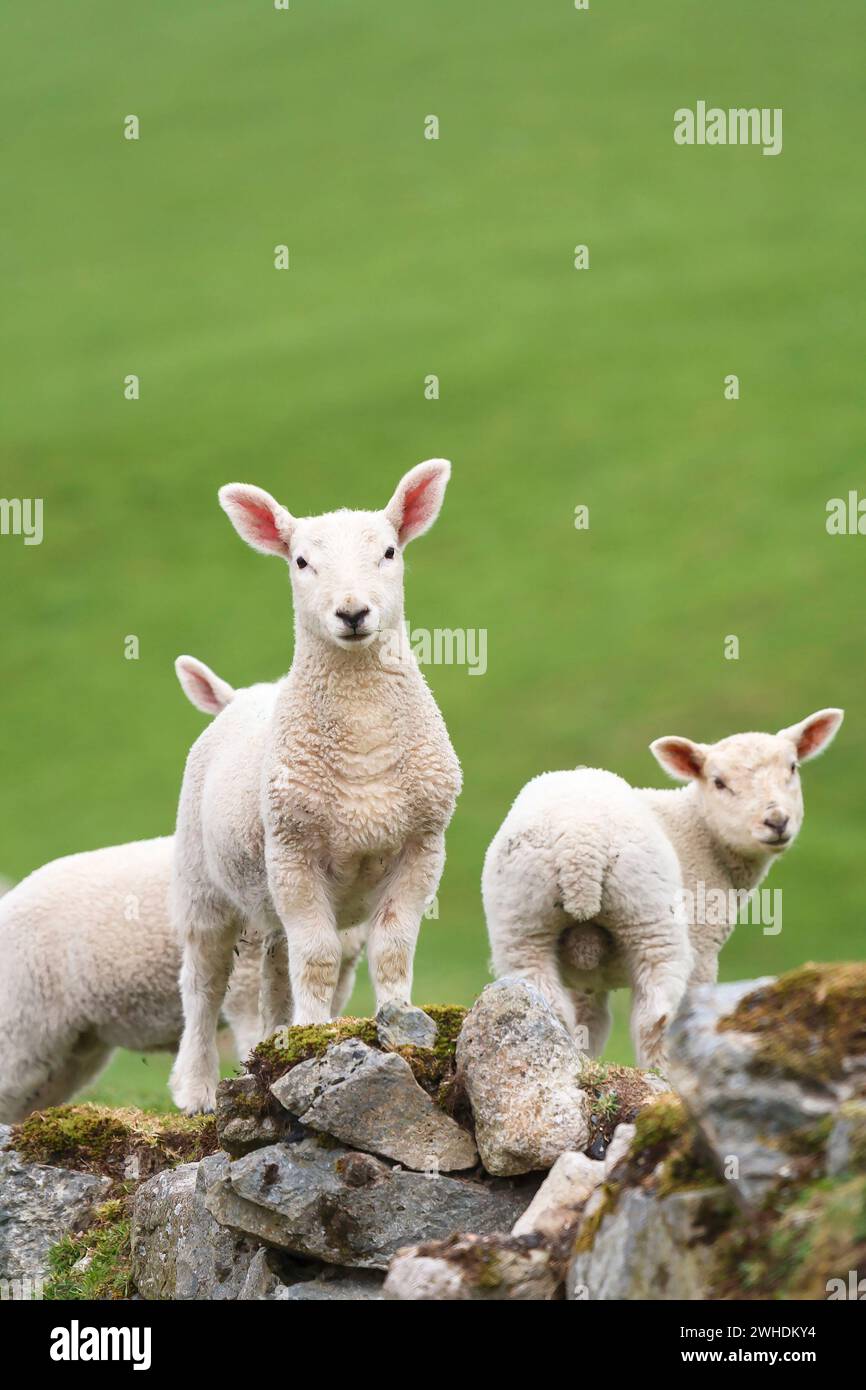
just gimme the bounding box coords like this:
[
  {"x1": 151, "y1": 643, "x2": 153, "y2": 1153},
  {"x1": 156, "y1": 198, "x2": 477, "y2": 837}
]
[
  {"x1": 571, "y1": 1183, "x2": 620, "y2": 1254},
  {"x1": 783, "y1": 1117, "x2": 834, "y2": 1158},
  {"x1": 719, "y1": 962, "x2": 866, "y2": 1087},
  {"x1": 12, "y1": 1104, "x2": 217, "y2": 1180},
  {"x1": 712, "y1": 1173, "x2": 866, "y2": 1300},
  {"x1": 623, "y1": 1094, "x2": 719, "y2": 1198},
  {"x1": 43, "y1": 1199, "x2": 133, "y2": 1301},
  {"x1": 252, "y1": 1016, "x2": 380, "y2": 1072}
]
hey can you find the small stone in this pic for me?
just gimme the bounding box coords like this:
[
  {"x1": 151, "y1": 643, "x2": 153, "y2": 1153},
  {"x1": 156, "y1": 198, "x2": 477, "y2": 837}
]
[
  {"x1": 376, "y1": 1002, "x2": 438, "y2": 1049},
  {"x1": 456, "y1": 977, "x2": 591, "y2": 1176},
  {"x1": 275, "y1": 1271, "x2": 385, "y2": 1301},
  {"x1": 512, "y1": 1151, "x2": 604, "y2": 1239},
  {"x1": 271, "y1": 1039, "x2": 477, "y2": 1172},
  {"x1": 385, "y1": 1232, "x2": 560, "y2": 1301},
  {"x1": 603, "y1": 1123, "x2": 636, "y2": 1179},
  {"x1": 216, "y1": 1074, "x2": 302, "y2": 1159}
]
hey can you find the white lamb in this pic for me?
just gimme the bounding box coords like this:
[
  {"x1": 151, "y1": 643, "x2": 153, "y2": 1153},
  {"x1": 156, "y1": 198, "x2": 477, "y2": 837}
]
[
  {"x1": 482, "y1": 709, "x2": 843, "y2": 1069},
  {"x1": 0, "y1": 658, "x2": 324, "y2": 1123},
  {"x1": 170, "y1": 460, "x2": 462, "y2": 1114}
]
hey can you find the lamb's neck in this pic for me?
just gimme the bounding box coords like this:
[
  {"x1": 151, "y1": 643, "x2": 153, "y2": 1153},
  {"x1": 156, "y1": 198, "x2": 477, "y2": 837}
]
[
  {"x1": 280, "y1": 622, "x2": 423, "y2": 718},
  {"x1": 637, "y1": 783, "x2": 773, "y2": 902}
]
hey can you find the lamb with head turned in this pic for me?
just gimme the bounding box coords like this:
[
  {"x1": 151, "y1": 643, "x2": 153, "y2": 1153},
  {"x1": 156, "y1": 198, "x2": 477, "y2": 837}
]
[{"x1": 483, "y1": 708, "x2": 843, "y2": 1069}]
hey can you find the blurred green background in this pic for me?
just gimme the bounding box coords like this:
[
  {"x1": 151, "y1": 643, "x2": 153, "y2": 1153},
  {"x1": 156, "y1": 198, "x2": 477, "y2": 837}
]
[{"x1": 1, "y1": 2, "x2": 863, "y2": 1109}]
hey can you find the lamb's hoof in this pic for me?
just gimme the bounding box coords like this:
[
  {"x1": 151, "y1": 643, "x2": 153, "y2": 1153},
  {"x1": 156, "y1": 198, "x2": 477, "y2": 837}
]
[
  {"x1": 170, "y1": 1074, "x2": 218, "y2": 1116},
  {"x1": 376, "y1": 1002, "x2": 438, "y2": 1050}
]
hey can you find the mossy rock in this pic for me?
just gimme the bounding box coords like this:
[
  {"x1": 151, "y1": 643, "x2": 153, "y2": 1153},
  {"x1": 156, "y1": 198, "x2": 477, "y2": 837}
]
[
  {"x1": 249, "y1": 1005, "x2": 467, "y2": 1111},
  {"x1": 577, "y1": 1058, "x2": 670, "y2": 1151},
  {"x1": 712, "y1": 1172, "x2": 866, "y2": 1299},
  {"x1": 12, "y1": 1104, "x2": 218, "y2": 1181},
  {"x1": 43, "y1": 1198, "x2": 134, "y2": 1301},
  {"x1": 719, "y1": 962, "x2": 866, "y2": 1088}
]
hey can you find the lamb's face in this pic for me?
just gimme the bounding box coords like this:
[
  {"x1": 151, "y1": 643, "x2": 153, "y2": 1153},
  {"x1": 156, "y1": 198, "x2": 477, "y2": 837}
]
[
  {"x1": 288, "y1": 509, "x2": 404, "y2": 650},
  {"x1": 218, "y1": 459, "x2": 451, "y2": 658},
  {"x1": 694, "y1": 733, "x2": 806, "y2": 857},
  {"x1": 651, "y1": 709, "x2": 844, "y2": 861}
]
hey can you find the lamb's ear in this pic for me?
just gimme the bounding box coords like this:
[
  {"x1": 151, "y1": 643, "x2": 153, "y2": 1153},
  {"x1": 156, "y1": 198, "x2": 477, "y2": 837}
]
[
  {"x1": 650, "y1": 736, "x2": 706, "y2": 781},
  {"x1": 219, "y1": 484, "x2": 295, "y2": 559},
  {"x1": 384, "y1": 459, "x2": 451, "y2": 545},
  {"x1": 175, "y1": 656, "x2": 236, "y2": 716},
  {"x1": 777, "y1": 708, "x2": 844, "y2": 762}
]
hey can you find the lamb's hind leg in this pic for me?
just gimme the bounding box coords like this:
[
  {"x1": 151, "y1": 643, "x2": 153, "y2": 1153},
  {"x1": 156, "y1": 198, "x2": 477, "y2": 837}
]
[
  {"x1": 258, "y1": 927, "x2": 292, "y2": 1040},
  {"x1": 170, "y1": 894, "x2": 238, "y2": 1114},
  {"x1": 623, "y1": 928, "x2": 691, "y2": 1071},
  {"x1": 569, "y1": 989, "x2": 612, "y2": 1057},
  {"x1": 332, "y1": 927, "x2": 366, "y2": 1018}
]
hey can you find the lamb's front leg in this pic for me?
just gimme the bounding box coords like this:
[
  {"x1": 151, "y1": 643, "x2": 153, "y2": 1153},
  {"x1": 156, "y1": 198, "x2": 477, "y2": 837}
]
[
  {"x1": 267, "y1": 847, "x2": 341, "y2": 1027},
  {"x1": 367, "y1": 835, "x2": 444, "y2": 1010}
]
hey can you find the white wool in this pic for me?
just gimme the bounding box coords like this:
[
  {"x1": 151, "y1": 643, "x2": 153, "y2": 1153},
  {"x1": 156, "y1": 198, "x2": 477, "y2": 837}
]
[
  {"x1": 482, "y1": 709, "x2": 843, "y2": 1069},
  {"x1": 0, "y1": 659, "x2": 370, "y2": 1123},
  {"x1": 170, "y1": 461, "x2": 462, "y2": 1114}
]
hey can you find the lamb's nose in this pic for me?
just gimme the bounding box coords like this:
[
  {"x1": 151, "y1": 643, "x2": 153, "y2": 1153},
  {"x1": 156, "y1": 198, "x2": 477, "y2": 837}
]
[
  {"x1": 763, "y1": 809, "x2": 789, "y2": 834},
  {"x1": 336, "y1": 606, "x2": 370, "y2": 632}
]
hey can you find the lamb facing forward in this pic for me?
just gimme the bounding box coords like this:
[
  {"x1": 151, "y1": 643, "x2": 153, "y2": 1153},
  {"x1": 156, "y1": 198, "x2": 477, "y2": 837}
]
[
  {"x1": 482, "y1": 708, "x2": 843, "y2": 1069},
  {"x1": 170, "y1": 460, "x2": 462, "y2": 1114},
  {"x1": 0, "y1": 658, "x2": 333, "y2": 1123}
]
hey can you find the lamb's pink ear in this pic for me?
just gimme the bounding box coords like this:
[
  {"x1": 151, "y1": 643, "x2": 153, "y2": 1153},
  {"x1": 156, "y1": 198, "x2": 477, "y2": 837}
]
[
  {"x1": 650, "y1": 736, "x2": 706, "y2": 781},
  {"x1": 777, "y1": 708, "x2": 844, "y2": 762},
  {"x1": 218, "y1": 484, "x2": 294, "y2": 559},
  {"x1": 384, "y1": 459, "x2": 451, "y2": 545},
  {"x1": 175, "y1": 656, "x2": 236, "y2": 716}
]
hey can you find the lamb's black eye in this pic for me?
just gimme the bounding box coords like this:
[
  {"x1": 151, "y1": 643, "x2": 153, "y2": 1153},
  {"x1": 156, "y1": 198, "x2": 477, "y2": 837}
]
[
  {"x1": 790, "y1": 762, "x2": 797, "y2": 774},
  {"x1": 713, "y1": 777, "x2": 727, "y2": 791},
  {"x1": 296, "y1": 556, "x2": 307, "y2": 570},
  {"x1": 384, "y1": 546, "x2": 395, "y2": 560}
]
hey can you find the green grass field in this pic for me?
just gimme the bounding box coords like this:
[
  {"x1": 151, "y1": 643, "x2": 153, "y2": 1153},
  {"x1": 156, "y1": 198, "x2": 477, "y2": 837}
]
[{"x1": 2, "y1": 2, "x2": 864, "y2": 1108}]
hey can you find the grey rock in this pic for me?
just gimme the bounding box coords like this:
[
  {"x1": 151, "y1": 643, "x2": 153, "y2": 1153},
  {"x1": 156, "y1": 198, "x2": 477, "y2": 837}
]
[
  {"x1": 827, "y1": 1100, "x2": 866, "y2": 1177},
  {"x1": 0, "y1": 1127, "x2": 111, "y2": 1287},
  {"x1": 132, "y1": 1155, "x2": 261, "y2": 1300},
  {"x1": 568, "y1": 1187, "x2": 729, "y2": 1300},
  {"x1": 512, "y1": 1151, "x2": 604, "y2": 1239},
  {"x1": 456, "y1": 977, "x2": 591, "y2": 1175},
  {"x1": 216, "y1": 1074, "x2": 302, "y2": 1159},
  {"x1": 668, "y1": 979, "x2": 838, "y2": 1208},
  {"x1": 205, "y1": 1137, "x2": 536, "y2": 1271},
  {"x1": 385, "y1": 1232, "x2": 560, "y2": 1301},
  {"x1": 275, "y1": 1270, "x2": 385, "y2": 1301},
  {"x1": 271, "y1": 1039, "x2": 477, "y2": 1172},
  {"x1": 376, "y1": 1002, "x2": 438, "y2": 1049}
]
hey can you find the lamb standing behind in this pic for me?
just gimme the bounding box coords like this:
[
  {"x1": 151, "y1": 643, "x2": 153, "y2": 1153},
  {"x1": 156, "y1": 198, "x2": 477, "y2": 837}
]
[
  {"x1": 482, "y1": 709, "x2": 843, "y2": 1069},
  {"x1": 0, "y1": 657, "x2": 344, "y2": 1123},
  {"x1": 170, "y1": 460, "x2": 462, "y2": 1114}
]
